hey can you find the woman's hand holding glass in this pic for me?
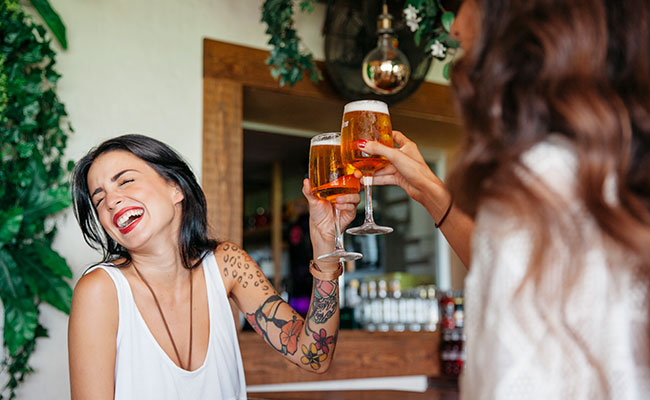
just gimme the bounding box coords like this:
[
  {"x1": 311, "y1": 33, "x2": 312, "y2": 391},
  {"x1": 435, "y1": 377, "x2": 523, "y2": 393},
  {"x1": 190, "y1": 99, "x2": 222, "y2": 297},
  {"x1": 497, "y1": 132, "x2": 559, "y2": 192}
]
[
  {"x1": 340, "y1": 100, "x2": 394, "y2": 235},
  {"x1": 359, "y1": 130, "x2": 451, "y2": 214},
  {"x1": 356, "y1": 130, "x2": 474, "y2": 267},
  {"x1": 302, "y1": 179, "x2": 361, "y2": 263}
]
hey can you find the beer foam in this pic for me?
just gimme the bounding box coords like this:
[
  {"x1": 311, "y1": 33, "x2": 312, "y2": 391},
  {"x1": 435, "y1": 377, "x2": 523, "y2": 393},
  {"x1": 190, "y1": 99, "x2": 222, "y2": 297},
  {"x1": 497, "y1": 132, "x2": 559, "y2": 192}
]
[
  {"x1": 311, "y1": 132, "x2": 340, "y2": 145},
  {"x1": 344, "y1": 100, "x2": 389, "y2": 115},
  {"x1": 311, "y1": 138, "x2": 340, "y2": 146}
]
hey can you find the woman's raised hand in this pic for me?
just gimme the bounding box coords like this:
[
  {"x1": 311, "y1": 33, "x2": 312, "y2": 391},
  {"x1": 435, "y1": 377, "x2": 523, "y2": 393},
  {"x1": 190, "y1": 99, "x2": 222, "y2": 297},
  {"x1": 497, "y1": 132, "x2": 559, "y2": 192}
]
[
  {"x1": 359, "y1": 131, "x2": 451, "y2": 215},
  {"x1": 358, "y1": 131, "x2": 474, "y2": 267},
  {"x1": 301, "y1": 179, "x2": 360, "y2": 260}
]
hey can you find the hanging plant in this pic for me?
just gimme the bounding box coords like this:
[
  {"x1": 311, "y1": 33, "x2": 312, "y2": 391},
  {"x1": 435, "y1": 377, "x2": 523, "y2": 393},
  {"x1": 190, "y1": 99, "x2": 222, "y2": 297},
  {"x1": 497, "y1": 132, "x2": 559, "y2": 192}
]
[
  {"x1": 261, "y1": 0, "x2": 322, "y2": 87},
  {"x1": 403, "y1": 0, "x2": 460, "y2": 79},
  {"x1": 261, "y1": 0, "x2": 459, "y2": 87},
  {"x1": 0, "y1": 0, "x2": 73, "y2": 398}
]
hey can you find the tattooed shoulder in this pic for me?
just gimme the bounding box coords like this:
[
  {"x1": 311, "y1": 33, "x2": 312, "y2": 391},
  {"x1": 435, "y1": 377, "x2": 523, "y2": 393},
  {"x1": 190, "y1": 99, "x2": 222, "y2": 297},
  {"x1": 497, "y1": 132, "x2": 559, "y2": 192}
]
[{"x1": 217, "y1": 241, "x2": 274, "y2": 296}]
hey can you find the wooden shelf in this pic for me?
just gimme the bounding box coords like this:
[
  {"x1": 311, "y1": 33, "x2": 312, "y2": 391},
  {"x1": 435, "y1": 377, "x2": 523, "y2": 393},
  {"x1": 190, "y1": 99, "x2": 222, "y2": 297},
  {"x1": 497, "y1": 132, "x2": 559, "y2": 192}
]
[{"x1": 239, "y1": 330, "x2": 441, "y2": 386}]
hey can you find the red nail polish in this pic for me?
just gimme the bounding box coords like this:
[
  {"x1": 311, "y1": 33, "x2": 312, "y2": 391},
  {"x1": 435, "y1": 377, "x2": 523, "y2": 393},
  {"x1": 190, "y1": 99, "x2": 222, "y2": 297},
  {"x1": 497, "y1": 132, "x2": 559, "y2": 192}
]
[{"x1": 358, "y1": 140, "x2": 367, "y2": 149}]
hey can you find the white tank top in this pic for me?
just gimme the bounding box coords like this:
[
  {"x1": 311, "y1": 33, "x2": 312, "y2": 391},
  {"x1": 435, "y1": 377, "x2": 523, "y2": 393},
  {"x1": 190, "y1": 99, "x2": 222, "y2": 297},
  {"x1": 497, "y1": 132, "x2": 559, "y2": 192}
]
[{"x1": 86, "y1": 252, "x2": 247, "y2": 400}]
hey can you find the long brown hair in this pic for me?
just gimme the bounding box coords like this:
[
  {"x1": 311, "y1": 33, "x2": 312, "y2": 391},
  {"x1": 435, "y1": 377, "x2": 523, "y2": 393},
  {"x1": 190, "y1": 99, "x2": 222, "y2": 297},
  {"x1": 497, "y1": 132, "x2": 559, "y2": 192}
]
[
  {"x1": 449, "y1": 1, "x2": 650, "y2": 389},
  {"x1": 450, "y1": 0, "x2": 650, "y2": 273}
]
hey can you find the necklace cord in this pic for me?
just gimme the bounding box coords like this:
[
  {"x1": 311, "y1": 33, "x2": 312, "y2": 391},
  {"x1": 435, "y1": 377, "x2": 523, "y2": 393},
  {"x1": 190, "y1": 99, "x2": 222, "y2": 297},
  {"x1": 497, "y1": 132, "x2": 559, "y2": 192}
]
[
  {"x1": 133, "y1": 264, "x2": 193, "y2": 370},
  {"x1": 188, "y1": 267, "x2": 193, "y2": 369}
]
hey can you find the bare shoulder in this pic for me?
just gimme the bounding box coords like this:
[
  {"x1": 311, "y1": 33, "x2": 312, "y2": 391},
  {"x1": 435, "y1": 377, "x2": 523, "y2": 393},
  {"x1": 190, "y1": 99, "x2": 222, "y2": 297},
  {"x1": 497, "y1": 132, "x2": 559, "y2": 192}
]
[
  {"x1": 71, "y1": 267, "x2": 118, "y2": 325},
  {"x1": 74, "y1": 268, "x2": 117, "y2": 301}
]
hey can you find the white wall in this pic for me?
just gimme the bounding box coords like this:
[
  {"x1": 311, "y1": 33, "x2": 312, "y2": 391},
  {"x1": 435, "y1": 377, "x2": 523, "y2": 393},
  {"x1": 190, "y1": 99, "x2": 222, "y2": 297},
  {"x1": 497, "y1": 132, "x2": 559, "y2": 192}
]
[
  {"x1": 10, "y1": 1, "x2": 446, "y2": 398},
  {"x1": 12, "y1": 1, "x2": 329, "y2": 398}
]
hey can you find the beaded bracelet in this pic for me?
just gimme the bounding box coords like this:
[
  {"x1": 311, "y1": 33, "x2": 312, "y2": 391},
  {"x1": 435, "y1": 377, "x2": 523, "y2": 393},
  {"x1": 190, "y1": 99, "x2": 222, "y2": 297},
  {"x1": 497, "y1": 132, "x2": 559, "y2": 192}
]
[{"x1": 309, "y1": 260, "x2": 343, "y2": 281}]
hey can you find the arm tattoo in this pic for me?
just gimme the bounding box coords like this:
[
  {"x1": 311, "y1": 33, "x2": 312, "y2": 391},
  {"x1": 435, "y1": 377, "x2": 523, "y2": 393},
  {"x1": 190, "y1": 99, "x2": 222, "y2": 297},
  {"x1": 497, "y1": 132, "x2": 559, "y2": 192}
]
[
  {"x1": 225, "y1": 242, "x2": 339, "y2": 371},
  {"x1": 305, "y1": 278, "x2": 338, "y2": 336},
  {"x1": 300, "y1": 328, "x2": 337, "y2": 370},
  {"x1": 298, "y1": 279, "x2": 338, "y2": 370},
  {"x1": 245, "y1": 295, "x2": 304, "y2": 356},
  {"x1": 221, "y1": 243, "x2": 273, "y2": 296}
]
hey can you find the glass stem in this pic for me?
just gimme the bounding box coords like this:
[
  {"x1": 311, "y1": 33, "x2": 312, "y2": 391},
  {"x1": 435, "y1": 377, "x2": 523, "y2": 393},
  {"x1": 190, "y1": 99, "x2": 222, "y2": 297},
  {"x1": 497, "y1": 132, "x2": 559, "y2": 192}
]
[
  {"x1": 334, "y1": 205, "x2": 345, "y2": 251},
  {"x1": 362, "y1": 175, "x2": 376, "y2": 225}
]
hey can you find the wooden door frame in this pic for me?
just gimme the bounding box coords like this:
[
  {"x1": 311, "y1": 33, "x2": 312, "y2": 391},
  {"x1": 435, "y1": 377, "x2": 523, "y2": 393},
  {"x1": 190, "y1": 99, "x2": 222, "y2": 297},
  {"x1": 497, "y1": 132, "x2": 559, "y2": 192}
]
[{"x1": 202, "y1": 38, "x2": 459, "y2": 248}]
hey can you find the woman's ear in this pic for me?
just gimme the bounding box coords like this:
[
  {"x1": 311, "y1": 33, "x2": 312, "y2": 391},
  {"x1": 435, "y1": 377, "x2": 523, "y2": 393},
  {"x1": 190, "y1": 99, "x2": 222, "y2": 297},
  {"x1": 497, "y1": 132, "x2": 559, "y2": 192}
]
[{"x1": 172, "y1": 186, "x2": 184, "y2": 204}]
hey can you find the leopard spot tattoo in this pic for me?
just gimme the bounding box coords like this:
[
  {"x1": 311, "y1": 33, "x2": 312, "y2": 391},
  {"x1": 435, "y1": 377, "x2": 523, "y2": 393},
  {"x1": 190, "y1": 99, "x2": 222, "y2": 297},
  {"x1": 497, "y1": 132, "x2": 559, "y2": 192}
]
[
  {"x1": 243, "y1": 281, "x2": 248, "y2": 288},
  {"x1": 237, "y1": 276, "x2": 243, "y2": 284},
  {"x1": 232, "y1": 270, "x2": 238, "y2": 278}
]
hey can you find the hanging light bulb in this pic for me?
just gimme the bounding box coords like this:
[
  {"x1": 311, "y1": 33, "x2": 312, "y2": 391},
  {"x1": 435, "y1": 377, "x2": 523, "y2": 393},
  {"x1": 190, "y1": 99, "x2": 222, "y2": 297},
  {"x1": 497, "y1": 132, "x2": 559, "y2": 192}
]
[{"x1": 362, "y1": 1, "x2": 411, "y2": 95}]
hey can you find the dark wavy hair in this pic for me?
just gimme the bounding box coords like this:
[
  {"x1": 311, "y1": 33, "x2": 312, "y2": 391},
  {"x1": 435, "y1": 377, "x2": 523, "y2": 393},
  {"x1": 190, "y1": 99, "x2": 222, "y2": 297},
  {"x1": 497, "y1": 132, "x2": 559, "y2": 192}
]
[{"x1": 71, "y1": 134, "x2": 218, "y2": 269}]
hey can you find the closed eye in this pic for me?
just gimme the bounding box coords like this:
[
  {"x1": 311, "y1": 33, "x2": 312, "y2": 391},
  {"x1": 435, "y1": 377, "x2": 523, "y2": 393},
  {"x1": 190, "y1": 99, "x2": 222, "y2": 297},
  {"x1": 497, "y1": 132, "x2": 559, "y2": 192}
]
[{"x1": 94, "y1": 179, "x2": 132, "y2": 206}]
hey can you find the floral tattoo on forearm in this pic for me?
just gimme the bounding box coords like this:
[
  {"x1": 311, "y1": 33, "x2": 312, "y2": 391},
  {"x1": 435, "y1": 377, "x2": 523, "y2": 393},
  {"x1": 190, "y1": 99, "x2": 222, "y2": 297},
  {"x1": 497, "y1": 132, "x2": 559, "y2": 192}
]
[
  {"x1": 300, "y1": 278, "x2": 338, "y2": 370},
  {"x1": 245, "y1": 295, "x2": 304, "y2": 356},
  {"x1": 228, "y1": 239, "x2": 340, "y2": 371}
]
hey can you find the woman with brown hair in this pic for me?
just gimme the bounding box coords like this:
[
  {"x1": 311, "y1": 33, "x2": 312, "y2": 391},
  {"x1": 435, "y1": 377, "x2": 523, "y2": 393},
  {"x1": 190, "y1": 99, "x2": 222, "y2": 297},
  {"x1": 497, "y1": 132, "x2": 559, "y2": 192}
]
[{"x1": 360, "y1": 0, "x2": 650, "y2": 397}]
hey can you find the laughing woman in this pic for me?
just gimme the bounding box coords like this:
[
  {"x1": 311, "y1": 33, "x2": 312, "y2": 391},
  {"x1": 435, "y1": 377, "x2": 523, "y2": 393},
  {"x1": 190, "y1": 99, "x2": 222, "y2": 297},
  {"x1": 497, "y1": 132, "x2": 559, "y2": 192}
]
[{"x1": 68, "y1": 134, "x2": 358, "y2": 400}]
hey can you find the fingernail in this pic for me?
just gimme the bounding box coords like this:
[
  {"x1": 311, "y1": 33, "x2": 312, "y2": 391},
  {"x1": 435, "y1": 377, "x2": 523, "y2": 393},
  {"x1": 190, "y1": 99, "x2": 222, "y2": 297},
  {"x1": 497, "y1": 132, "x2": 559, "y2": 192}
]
[{"x1": 358, "y1": 140, "x2": 367, "y2": 149}]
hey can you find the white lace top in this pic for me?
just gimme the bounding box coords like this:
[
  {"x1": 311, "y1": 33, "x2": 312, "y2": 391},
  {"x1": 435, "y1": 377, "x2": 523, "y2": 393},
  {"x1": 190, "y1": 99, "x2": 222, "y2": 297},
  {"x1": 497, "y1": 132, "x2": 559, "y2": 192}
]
[{"x1": 461, "y1": 136, "x2": 650, "y2": 399}]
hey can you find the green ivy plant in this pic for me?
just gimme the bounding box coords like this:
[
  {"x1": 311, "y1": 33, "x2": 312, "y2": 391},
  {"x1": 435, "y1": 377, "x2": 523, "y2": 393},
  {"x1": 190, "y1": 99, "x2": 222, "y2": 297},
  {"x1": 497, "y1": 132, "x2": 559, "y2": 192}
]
[
  {"x1": 0, "y1": 0, "x2": 73, "y2": 398},
  {"x1": 403, "y1": 0, "x2": 460, "y2": 79},
  {"x1": 261, "y1": 0, "x2": 459, "y2": 87},
  {"x1": 261, "y1": 0, "x2": 322, "y2": 87}
]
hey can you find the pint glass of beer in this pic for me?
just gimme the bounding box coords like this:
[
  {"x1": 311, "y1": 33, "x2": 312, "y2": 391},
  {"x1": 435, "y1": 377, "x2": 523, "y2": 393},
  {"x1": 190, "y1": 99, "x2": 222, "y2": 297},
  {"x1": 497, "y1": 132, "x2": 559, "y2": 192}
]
[
  {"x1": 309, "y1": 132, "x2": 363, "y2": 262},
  {"x1": 340, "y1": 100, "x2": 394, "y2": 235}
]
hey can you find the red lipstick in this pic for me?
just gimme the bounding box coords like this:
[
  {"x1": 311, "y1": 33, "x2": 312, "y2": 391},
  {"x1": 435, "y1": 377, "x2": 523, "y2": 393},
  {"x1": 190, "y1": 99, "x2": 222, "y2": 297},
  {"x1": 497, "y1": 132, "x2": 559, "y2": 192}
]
[{"x1": 113, "y1": 207, "x2": 144, "y2": 234}]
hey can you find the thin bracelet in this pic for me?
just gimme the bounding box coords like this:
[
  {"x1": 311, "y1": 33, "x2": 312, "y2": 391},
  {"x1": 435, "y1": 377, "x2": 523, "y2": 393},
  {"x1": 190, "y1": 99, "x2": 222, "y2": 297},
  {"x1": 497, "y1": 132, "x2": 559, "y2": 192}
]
[
  {"x1": 435, "y1": 197, "x2": 453, "y2": 229},
  {"x1": 309, "y1": 260, "x2": 343, "y2": 281}
]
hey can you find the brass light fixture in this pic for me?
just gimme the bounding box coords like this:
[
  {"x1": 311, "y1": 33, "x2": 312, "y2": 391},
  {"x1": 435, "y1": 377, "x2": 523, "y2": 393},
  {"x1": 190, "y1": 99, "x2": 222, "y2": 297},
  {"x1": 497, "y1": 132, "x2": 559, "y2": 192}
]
[{"x1": 361, "y1": 1, "x2": 411, "y2": 95}]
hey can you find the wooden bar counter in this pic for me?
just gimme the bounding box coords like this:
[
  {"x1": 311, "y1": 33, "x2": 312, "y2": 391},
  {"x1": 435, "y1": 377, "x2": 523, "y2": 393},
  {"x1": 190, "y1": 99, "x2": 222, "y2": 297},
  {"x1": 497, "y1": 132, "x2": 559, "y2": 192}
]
[{"x1": 239, "y1": 330, "x2": 459, "y2": 399}]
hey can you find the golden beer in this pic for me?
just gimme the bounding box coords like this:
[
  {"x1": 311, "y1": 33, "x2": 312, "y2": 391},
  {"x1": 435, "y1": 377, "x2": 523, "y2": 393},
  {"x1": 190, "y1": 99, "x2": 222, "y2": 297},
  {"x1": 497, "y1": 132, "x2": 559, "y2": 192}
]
[
  {"x1": 340, "y1": 101, "x2": 393, "y2": 175},
  {"x1": 339, "y1": 100, "x2": 394, "y2": 235},
  {"x1": 309, "y1": 144, "x2": 360, "y2": 202},
  {"x1": 308, "y1": 132, "x2": 363, "y2": 261}
]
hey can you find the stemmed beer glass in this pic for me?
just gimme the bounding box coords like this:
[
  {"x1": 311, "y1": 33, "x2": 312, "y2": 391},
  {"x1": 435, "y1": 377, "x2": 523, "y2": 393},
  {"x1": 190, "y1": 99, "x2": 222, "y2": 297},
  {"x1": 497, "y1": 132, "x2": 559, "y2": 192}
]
[
  {"x1": 309, "y1": 132, "x2": 363, "y2": 262},
  {"x1": 340, "y1": 100, "x2": 394, "y2": 235}
]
